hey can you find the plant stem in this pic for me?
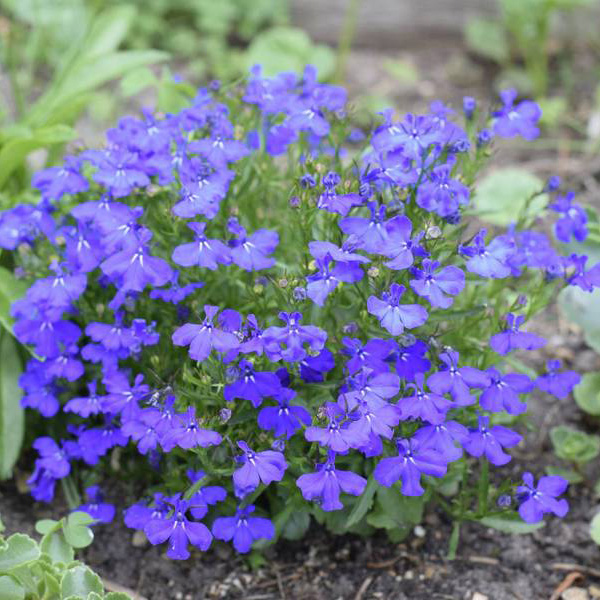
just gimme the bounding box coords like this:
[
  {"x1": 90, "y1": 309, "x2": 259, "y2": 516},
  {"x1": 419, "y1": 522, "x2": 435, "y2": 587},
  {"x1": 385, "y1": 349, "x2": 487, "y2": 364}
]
[
  {"x1": 61, "y1": 476, "x2": 81, "y2": 510},
  {"x1": 447, "y1": 521, "x2": 460, "y2": 560},
  {"x1": 334, "y1": 0, "x2": 361, "y2": 84}
]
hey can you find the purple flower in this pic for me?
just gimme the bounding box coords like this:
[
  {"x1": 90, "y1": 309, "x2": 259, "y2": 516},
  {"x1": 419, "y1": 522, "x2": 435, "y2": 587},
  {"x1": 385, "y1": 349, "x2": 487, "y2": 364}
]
[
  {"x1": 257, "y1": 388, "x2": 312, "y2": 438},
  {"x1": 87, "y1": 149, "x2": 150, "y2": 197},
  {"x1": 299, "y1": 348, "x2": 335, "y2": 382},
  {"x1": 479, "y1": 368, "x2": 533, "y2": 415},
  {"x1": 27, "y1": 263, "x2": 87, "y2": 310},
  {"x1": 172, "y1": 305, "x2": 240, "y2": 362},
  {"x1": 102, "y1": 372, "x2": 150, "y2": 420},
  {"x1": 381, "y1": 215, "x2": 420, "y2": 271},
  {"x1": 149, "y1": 271, "x2": 204, "y2": 304},
  {"x1": 144, "y1": 495, "x2": 212, "y2": 559},
  {"x1": 549, "y1": 191, "x2": 588, "y2": 243},
  {"x1": 64, "y1": 382, "x2": 105, "y2": 418},
  {"x1": 121, "y1": 408, "x2": 162, "y2": 454},
  {"x1": 367, "y1": 283, "x2": 428, "y2": 336},
  {"x1": 535, "y1": 360, "x2": 581, "y2": 399},
  {"x1": 391, "y1": 338, "x2": 431, "y2": 382},
  {"x1": 76, "y1": 486, "x2": 115, "y2": 524},
  {"x1": 14, "y1": 311, "x2": 81, "y2": 359},
  {"x1": 227, "y1": 218, "x2": 278, "y2": 271},
  {"x1": 296, "y1": 451, "x2": 367, "y2": 511},
  {"x1": 160, "y1": 407, "x2": 222, "y2": 451},
  {"x1": 305, "y1": 403, "x2": 367, "y2": 452},
  {"x1": 516, "y1": 472, "x2": 569, "y2": 523},
  {"x1": 171, "y1": 222, "x2": 232, "y2": 270},
  {"x1": 459, "y1": 229, "x2": 513, "y2": 279},
  {"x1": 263, "y1": 311, "x2": 327, "y2": 362},
  {"x1": 232, "y1": 441, "x2": 287, "y2": 497},
  {"x1": 224, "y1": 360, "x2": 282, "y2": 407},
  {"x1": 32, "y1": 437, "x2": 73, "y2": 479},
  {"x1": 100, "y1": 229, "x2": 172, "y2": 292},
  {"x1": 489, "y1": 314, "x2": 546, "y2": 355},
  {"x1": 493, "y1": 89, "x2": 541, "y2": 141},
  {"x1": 341, "y1": 337, "x2": 396, "y2": 374},
  {"x1": 212, "y1": 505, "x2": 275, "y2": 553},
  {"x1": 373, "y1": 437, "x2": 447, "y2": 496},
  {"x1": 409, "y1": 260, "x2": 465, "y2": 308},
  {"x1": 427, "y1": 350, "x2": 490, "y2": 406},
  {"x1": 463, "y1": 415, "x2": 522, "y2": 466},
  {"x1": 340, "y1": 370, "x2": 401, "y2": 410},
  {"x1": 339, "y1": 203, "x2": 390, "y2": 254},
  {"x1": 32, "y1": 156, "x2": 89, "y2": 201},
  {"x1": 189, "y1": 136, "x2": 249, "y2": 166},
  {"x1": 416, "y1": 164, "x2": 469, "y2": 217},
  {"x1": 316, "y1": 171, "x2": 362, "y2": 216},
  {"x1": 398, "y1": 373, "x2": 453, "y2": 424},
  {"x1": 412, "y1": 421, "x2": 469, "y2": 462}
]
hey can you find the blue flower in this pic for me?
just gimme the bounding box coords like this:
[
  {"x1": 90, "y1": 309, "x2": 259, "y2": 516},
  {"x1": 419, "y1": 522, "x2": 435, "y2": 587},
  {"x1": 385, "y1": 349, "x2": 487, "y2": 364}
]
[
  {"x1": 479, "y1": 368, "x2": 533, "y2": 415},
  {"x1": 463, "y1": 415, "x2": 522, "y2": 466},
  {"x1": 263, "y1": 311, "x2": 327, "y2": 362},
  {"x1": 232, "y1": 441, "x2": 287, "y2": 497},
  {"x1": 172, "y1": 305, "x2": 240, "y2": 362},
  {"x1": 212, "y1": 504, "x2": 275, "y2": 554},
  {"x1": 227, "y1": 218, "x2": 278, "y2": 271},
  {"x1": 535, "y1": 359, "x2": 581, "y2": 399},
  {"x1": 315, "y1": 171, "x2": 362, "y2": 216},
  {"x1": 374, "y1": 437, "x2": 447, "y2": 496},
  {"x1": 257, "y1": 388, "x2": 312, "y2": 438},
  {"x1": 409, "y1": 260, "x2": 465, "y2": 309},
  {"x1": 296, "y1": 451, "x2": 367, "y2": 511},
  {"x1": 459, "y1": 229, "x2": 513, "y2": 279},
  {"x1": 367, "y1": 283, "x2": 428, "y2": 336},
  {"x1": 172, "y1": 222, "x2": 231, "y2": 270},
  {"x1": 516, "y1": 472, "x2": 569, "y2": 523},
  {"x1": 144, "y1": 495, "x2": 212, "y2": 560},
  {"x1": 398, "y1": 373, "x2": 453, "y2": 424},
  {"x1": 489, "y1": 313, "x2": 546, "y2": 355},
  {"x1": 493, "y1": 89, "x2": 541, "y2": 141},
  {"x1": 160, "y1": 407, "x2": 222, "y2": 451},
  {"x1": 548, "y1": 191, "x2": 588, "y2": 243},
  {"x1": 76, "y1": 485, "x2": 115, "y2": 524}
]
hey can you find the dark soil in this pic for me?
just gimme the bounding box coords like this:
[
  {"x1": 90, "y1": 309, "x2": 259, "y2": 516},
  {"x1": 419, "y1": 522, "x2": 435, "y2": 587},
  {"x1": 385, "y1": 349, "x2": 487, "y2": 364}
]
[{"x1": 3, "y1": 38, "x2": 600, "y2": 600}]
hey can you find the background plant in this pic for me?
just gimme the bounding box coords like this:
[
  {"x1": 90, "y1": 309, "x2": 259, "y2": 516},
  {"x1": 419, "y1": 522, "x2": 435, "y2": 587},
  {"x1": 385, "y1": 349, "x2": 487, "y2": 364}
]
[{"x1": 0, "y1": 512, "x2": 131, "y2": 600}]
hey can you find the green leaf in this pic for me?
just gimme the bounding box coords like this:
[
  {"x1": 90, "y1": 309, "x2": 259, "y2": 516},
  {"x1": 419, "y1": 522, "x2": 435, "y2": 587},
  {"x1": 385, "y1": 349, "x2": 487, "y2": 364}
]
[
  {"x1": 243, "y1": 27, "x2": 335, "y2": 79},
  {"x1": 120, "y1": 67, "x2": 157, "y2": 97},
  {"x1": 464, "y1": 18, "x2": 510, "y2": 63},
  {"x1": 60, "y1": 565, "x2": 103, "y2": 598},
  {"x1": 574, "y1": 372, "x2": 600, "y2": 416},
  {"x1": 544, "y1": 465, "x2": 584, "y2": 484},
  {"x1": 558, "y1": 287, "x2": 600, "y2": 354},
  {"x1": 0, "y1": 533, "x2": 40, "y2": 571},
  {"x1": 481, "y1": 514, "x2": 544, "y2": 534},
  {"x1": 0, "y1": 125, "x2": 76, "y2": 188},
  {"x1": 471, "y1": 168, "x2": 547, "y2": 226},
  {"x1": 86, "y1": 593, "x2": 104, "y2": 600},
  {"x1": 40, "y1": 531, "x2": 74, "y2": 565},
  {"x1": 35, "y1": 519, "x2": 60, "y2": 536},
  {"x1": 105, "y1": 593, "x2": 134, "y2": 600},
  {"x1": 550, "y1": 425, "x2": 600, "y2": 464},
  {"x1": 366, "y1": 487, "x2": 425, "y2": 531},
  {"x1": 281, "y1": 511, "x2": 310, "y2": 541},
  {"x1": 0, "y1": 332, "x2": 24, "y2": 479},
  {"x1": 346, "y1": 476, "x2": 377, "y2": 529},
  {"x1": 83, "y1": 5, "x2": 136, "y2": 59},
  {"x1": 590, "y1": 511, "x2": 600, "y2": 545},
  {"x1": 0, "y1": 575, "x2": 25, "y2": 600},
  {"x1": 0, "y1": 266, "x2": 29, "y2": 334},
  {"x1": 62, "y1": 513, "x2": 95, "y2": 549}
]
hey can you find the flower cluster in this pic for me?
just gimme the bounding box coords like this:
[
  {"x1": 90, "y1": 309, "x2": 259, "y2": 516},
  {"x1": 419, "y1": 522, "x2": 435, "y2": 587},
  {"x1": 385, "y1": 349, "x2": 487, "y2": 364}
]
[{"x1": 1, "y1": 69, "x2": 588, "y2": 558}]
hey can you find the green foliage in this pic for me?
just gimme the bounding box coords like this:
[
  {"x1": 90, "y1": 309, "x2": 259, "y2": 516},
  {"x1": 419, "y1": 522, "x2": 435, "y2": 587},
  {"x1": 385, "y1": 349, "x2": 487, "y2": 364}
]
[
  {"x1": 464, "y1": 0, "x2": 596, "y2": 97},
  {"x1": 0, "y1": 331, "x2": 24, "y2": 480},
  {"x1": 471, "y1": 168, "x2": 547, "y2": 226},
  {"x1": 0, "y1": 512, "x2": 128, "y2": 600},
  {"x1": 574, "y1": 372, "x2": 600, "y2": 416},
  {"x1": 480, "y1": 513, "x2": 545, "y2": 534},
  {"x1": 0, "y1": 4, "x2": 167, "y2": 199},
  {"x1": 591, "y1": 511, "x2": 600, "y2": 545},
  {"x1": 550, "y1": 425, "x2": 600, "y2": 464},
  {"x1": 243, "y1": 27, "x2": 336, "y2": 79}
]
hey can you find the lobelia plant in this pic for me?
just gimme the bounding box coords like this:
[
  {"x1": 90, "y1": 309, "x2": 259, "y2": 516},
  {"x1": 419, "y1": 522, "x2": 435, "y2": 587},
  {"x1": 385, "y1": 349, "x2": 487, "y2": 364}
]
[{"x1": 1, "y1": 66, "x2": 597, "y2": 561}]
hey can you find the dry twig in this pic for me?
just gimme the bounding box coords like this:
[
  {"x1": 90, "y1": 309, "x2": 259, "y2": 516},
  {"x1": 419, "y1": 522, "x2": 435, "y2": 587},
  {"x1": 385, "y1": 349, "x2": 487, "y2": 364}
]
[{"x1": 549, "y1": 571, "x2": 584, "y2": 600}]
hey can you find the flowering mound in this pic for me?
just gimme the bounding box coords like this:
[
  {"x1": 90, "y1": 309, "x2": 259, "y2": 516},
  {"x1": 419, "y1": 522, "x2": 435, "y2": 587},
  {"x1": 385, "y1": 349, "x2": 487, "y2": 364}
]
[{"x1": 1, "y1": 67, "x2": 596, "y2": 559}]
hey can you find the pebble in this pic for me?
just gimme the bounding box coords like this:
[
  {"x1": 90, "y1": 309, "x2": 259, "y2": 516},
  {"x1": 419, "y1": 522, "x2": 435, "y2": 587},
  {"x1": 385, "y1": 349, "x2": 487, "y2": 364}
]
[
  {"x1": 131, "y1": 530, "x2": 148, "y2": 547},
  {"x1": 471, "y1": 593, "x2": 489, "y2": 600},
  {"x1": 562, "y1": 588, "x2": 590, "y2": 600}
]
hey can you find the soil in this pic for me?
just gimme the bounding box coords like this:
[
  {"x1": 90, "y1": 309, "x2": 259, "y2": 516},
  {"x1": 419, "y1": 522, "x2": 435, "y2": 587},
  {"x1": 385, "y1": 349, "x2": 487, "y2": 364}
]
[{"x1": 3, "y1": 37, "x2": 600, "y2": 600}]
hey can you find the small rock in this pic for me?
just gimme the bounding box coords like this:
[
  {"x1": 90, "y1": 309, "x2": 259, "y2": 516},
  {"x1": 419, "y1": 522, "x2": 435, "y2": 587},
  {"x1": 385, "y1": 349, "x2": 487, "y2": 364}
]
[
  {"x1": 404, "y1": 570, "x2": 414, "y2": 580},
  {"x1": 472, "y1": 593, "x2": 489, "y2": 600},
  {"x1": 562, "y1": 588, "x2": 590, "y2": 600},
  {"x1": 414, "y1": 525, "x2": 426, "y2": 537},
  {"x1": 589, "y1": 585, "x2": 600, "y2": 599},
  {"x1": 131, "y1": 530, "x2": 148, "y2": 547}
]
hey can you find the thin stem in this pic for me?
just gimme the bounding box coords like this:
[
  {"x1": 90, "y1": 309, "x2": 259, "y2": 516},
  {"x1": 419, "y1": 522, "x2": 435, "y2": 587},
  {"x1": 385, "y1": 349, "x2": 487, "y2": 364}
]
[{"x1": 334, "y1": 0, "x2": 361, "y2": 84}]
